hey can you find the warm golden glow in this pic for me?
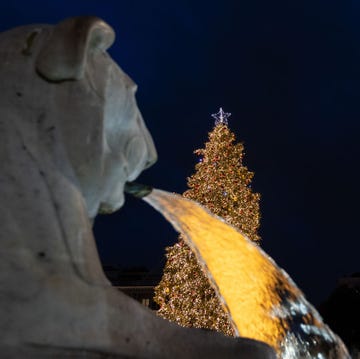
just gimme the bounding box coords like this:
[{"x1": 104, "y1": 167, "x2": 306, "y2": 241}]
[
  {"x1": 154, "y1": 123, "x2": 261, "y2": 336},
  {"x1": 145, "y1": 189, "x2": 302, "y2": 350}
]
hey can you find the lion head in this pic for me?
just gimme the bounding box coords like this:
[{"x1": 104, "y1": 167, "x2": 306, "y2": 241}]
[{"x1": 0, "y1": 16, "x2": 157, "y2": 220}]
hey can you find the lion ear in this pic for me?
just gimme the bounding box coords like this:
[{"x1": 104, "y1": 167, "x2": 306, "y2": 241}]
[{"x1": 36, "y1": 16, "x2": 115, "y2": 82}]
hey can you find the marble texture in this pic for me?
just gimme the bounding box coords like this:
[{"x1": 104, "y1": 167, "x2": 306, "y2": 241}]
[{"x1": 0, "y1": 16, "x2": 275, "y2": 358}]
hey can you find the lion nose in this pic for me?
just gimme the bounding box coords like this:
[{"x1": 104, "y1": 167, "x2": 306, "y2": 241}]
[
  {"x1": 143, "y1": 133, "x2": 157, "y2": 169},
  {"x1": 138, "y1": 113, "x2": 157, "y2": 170}
]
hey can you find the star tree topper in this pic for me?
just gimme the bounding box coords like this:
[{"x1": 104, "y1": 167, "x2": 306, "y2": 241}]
[{"x1": 211, "y1": 107, "x2": 231, "y2": 126}]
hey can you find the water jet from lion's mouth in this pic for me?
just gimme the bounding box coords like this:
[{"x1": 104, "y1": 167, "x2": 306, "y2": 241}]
[{"x1": 125, "y1": 182, "x2": 350, "y2": 358}]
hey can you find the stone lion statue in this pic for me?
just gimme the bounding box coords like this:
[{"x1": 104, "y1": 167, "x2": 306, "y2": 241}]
[{"x1": 0, "y1": 16, "x2": 275, "y2": 358}]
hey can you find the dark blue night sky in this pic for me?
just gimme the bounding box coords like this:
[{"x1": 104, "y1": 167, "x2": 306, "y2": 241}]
[{"x1": 1, "y1": 1, "x2": 359, "y2": 305}]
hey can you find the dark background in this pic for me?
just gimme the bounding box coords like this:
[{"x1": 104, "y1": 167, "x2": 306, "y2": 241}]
[{"x1": 1, "y1": 1, "x2": 359, "y2": 306}]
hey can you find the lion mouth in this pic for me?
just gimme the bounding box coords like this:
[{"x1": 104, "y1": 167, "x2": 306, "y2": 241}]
[{"x1": 124, "y1": 182, "x2": 152, "y2": 198}]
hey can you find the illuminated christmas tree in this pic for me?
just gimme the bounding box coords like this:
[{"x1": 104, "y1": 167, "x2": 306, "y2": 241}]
[{"x1": 154, "y1": 108, "x2": 261, "y2": 336}]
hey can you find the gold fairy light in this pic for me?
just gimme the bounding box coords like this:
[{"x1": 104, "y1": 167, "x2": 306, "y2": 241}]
[{"x1": 154, "y1": 108, "x2": 261, "y2": 336}]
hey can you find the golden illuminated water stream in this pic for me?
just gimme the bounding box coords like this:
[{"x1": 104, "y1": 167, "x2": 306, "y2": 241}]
[{"x1": 143, "y1": 189, "x2": 350, "y2": 359}]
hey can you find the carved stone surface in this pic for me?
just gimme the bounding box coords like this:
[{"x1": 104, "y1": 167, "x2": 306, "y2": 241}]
[{"x1": 0, "y1": 17, "x2": 275, "y2": 358}]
